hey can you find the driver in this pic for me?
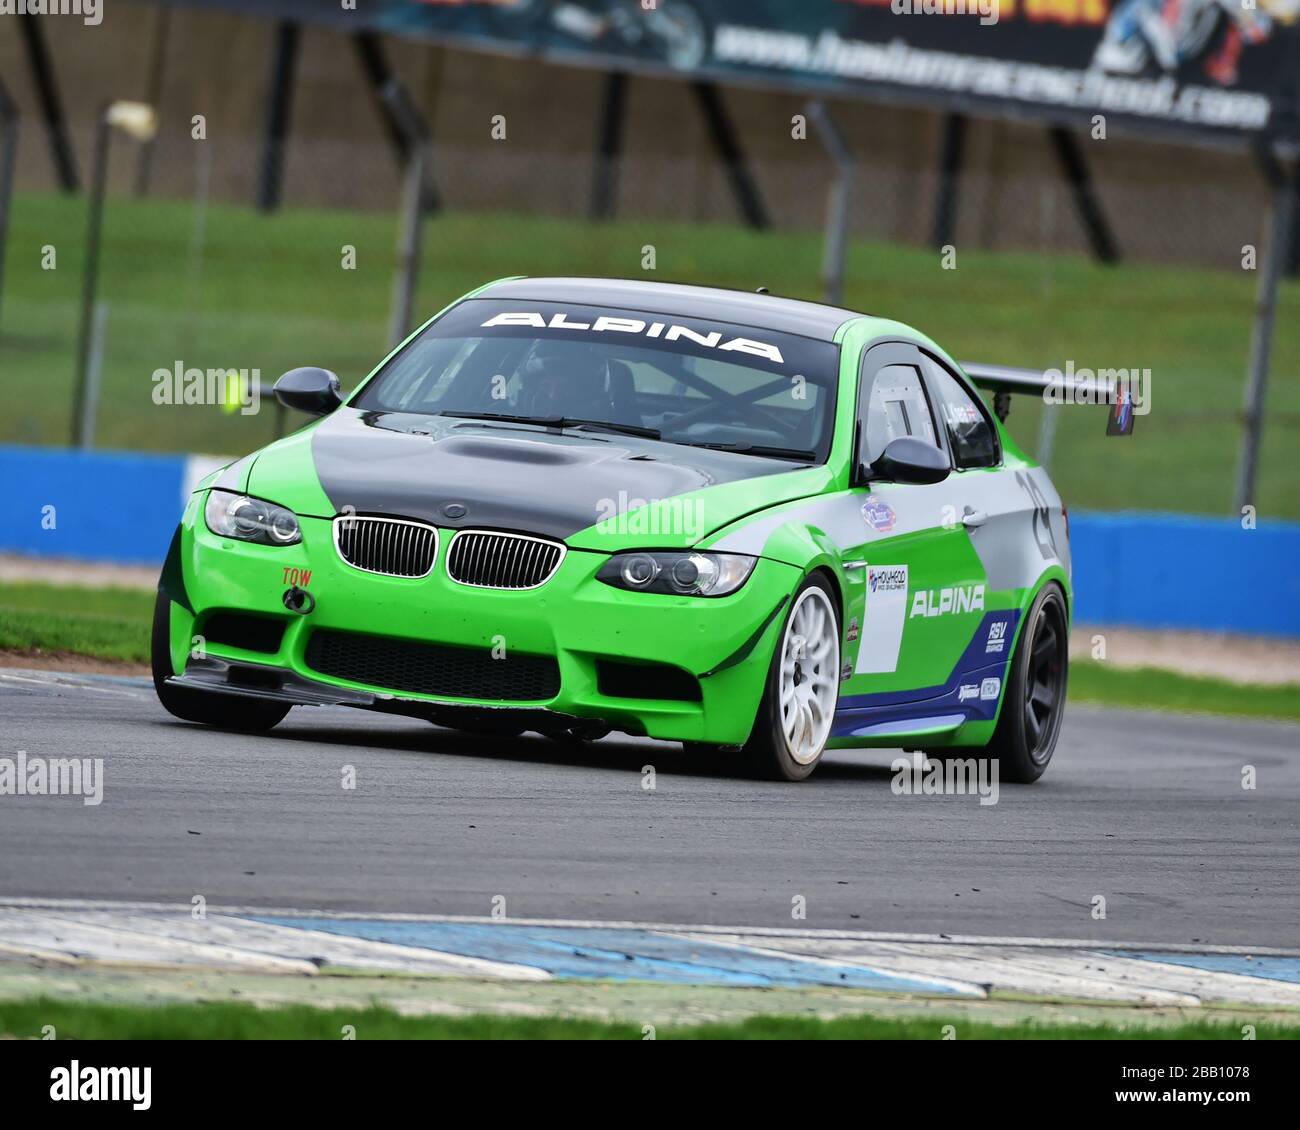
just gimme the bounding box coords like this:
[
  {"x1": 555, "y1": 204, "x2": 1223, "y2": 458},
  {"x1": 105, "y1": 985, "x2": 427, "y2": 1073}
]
[{"x1": 517, "y1": 343, "x2": 614, "y2": 419}]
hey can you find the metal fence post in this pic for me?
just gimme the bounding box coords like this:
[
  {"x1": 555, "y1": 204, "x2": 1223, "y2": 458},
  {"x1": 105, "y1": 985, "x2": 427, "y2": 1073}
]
[
  {"x1": 257, "y1": 21, "x2": 300, "y2": 213},
  {"x1": 73, "y1": 110, "x2": 112, "y2": 448},
  {"x1": 390, "y1": 139, "x2": 427, "y2": 350},
  {"x1": 81, "y1": 301, "x2": 109, "y2": 449},
  {"x1": 1233, "y1": 152, "x2": 1297, "y2": 515},
  {"x1": 382, "y1": 80, "x2": 432, "y2": 350},
  {"x1": 808, "y1": 101, "x2": 852, "y2": 307},
  {"x1": 1035, "y1": 182, "x2": 1060, "y2": 468},
  {"x1": 0, "y1": 79, "x2": 18, "y2": 335},
  {"x1": 73, "y1": 102, "x2": 157, "y2": 447}
]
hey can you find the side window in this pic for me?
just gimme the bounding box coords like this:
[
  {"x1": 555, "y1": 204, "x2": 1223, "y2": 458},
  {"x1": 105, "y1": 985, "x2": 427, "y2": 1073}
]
[
  {"x1": 925, "y1": 360, "x2": 999, "y2": 469},
  {"x1": 859, "y1": 363, "x2": 938, "y2": 467}
]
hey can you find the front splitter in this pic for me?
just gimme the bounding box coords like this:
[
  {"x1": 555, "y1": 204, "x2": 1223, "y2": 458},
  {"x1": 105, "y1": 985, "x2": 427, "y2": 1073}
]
[{"x1": 168, "y1": 655, "x2": 611, "y2": 736}]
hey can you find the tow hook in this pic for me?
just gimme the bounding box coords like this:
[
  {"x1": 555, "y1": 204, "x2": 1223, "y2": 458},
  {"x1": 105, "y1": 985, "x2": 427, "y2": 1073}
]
[{"x1": 283, "y1": 586, "x2": 315, "y2": 614}]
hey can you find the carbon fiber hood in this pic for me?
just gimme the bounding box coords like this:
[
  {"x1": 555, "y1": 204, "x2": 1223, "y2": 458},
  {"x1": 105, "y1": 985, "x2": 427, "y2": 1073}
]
[{"x1": 289, "y1": 407, "x2": 822, "y2": 545}]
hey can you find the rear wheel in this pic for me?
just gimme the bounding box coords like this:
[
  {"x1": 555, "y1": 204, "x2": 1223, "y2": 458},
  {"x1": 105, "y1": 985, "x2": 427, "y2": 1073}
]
[
  {"x1": 986, "y1": 583, "x2": 1068, "y2": 783},
  {"x1": 151, "y1": 591, "x2": 290, "y2": 732},
  {"x1": 743, "y1": 575, "x2": 841, "y2": 781}
]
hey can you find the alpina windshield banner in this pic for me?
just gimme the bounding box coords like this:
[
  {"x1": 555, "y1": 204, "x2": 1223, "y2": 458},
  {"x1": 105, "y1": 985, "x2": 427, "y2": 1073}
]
[{"x1": 158, "y1": 1, "x2": 1299, "y2": 140}]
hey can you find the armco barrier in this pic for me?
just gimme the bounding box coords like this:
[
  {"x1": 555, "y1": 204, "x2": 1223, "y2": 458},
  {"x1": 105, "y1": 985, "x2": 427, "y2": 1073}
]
[{"x1": 1, "y1": 446, "x2": 1298, "y2": 637}]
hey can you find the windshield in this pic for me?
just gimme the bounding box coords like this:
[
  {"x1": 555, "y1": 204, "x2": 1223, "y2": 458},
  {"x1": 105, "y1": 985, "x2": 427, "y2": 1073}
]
[{"x1": 352, "y1": 298, "x2": 841, "y2": 462}]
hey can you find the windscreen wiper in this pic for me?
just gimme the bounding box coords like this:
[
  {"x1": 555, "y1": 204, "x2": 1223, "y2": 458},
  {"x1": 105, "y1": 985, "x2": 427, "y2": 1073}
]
[
  {"x1": 440, "y1": 411, "x2": 660, "y2": 439},
  {"x1": 561, "y1": 418, "x2": 661, "y2": 439},
  {"x1": 441, "y1": 410, "x2": 565, "y2": 426},
  {"x1": 670, "y1": 440, "x2": 817, "y2": 462}
]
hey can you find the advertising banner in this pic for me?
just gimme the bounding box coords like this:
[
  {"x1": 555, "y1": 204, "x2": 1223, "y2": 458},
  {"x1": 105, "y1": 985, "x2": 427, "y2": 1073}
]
[{"x1": 158, "y1": 1, "x2": 1300, "y2": 140}]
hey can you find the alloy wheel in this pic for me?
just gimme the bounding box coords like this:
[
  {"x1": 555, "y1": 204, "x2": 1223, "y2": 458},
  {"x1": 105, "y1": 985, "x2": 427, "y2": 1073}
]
[{"x1": 778, "y1": 586, "x2": 840, "y2": 765}]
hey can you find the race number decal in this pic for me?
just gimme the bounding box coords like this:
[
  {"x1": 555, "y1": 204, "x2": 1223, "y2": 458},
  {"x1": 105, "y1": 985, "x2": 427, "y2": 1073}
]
[{"x1": 855, "y1": 564, "x2": 909, "y2": 675}]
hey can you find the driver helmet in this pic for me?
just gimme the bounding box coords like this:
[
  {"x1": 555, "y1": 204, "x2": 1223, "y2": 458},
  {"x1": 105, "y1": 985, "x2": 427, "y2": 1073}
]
[{"x1": 520, "y1": 343, "x2": 612, "y2": 418}]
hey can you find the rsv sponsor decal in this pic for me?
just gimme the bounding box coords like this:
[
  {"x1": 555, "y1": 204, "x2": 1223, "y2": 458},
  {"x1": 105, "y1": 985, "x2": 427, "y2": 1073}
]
[
  {"x1": 909, "y1": 584, "x2": 985, "y2": 618},
  {"x1": 985, "y1": 619, "x2": 1008, "y2": 654},
  {"x1": 480, "y1": 311, "x2": 785, "y2": 364},
  {"x1": 861, "y1": 494, "x2": 896, "y2": 533}
]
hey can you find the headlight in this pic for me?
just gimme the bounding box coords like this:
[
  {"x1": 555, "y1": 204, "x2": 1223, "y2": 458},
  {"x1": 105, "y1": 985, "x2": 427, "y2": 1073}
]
[
  {"x1": 204, "y1": 490, "x2": 302, "y2": 546},
  {"x1": 597, "y1": 551, "x2": 756, "y2": 597}
]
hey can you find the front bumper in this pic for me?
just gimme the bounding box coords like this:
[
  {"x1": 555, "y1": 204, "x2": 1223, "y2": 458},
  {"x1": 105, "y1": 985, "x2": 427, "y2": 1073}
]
[
  {"x1": 167, "y1": 509, "x2": 800, "y2": 744},
  {"x1": 169, "y1": 655, "x2": 613, "y2": 737}
]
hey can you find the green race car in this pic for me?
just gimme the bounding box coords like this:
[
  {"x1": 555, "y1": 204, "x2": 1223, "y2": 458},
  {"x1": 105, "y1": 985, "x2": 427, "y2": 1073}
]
[{"x1": 154, "y1": 277, "x2": 1071, "y2": 782}]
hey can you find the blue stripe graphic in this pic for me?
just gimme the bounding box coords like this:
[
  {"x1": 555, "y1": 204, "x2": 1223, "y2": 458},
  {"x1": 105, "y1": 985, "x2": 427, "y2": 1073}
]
[{"x1": 833, "y1": 610, "x2": 1019, "y2": 736}]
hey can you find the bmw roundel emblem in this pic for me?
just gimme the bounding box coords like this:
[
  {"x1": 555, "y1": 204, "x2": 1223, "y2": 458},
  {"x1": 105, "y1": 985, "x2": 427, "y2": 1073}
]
[{"x1": 442, "y1": 502, "x2": 468, "y2": 519}]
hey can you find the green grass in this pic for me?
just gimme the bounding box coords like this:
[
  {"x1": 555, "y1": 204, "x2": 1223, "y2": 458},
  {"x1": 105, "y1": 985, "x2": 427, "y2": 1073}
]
[
  {"x1": 0, "y1": 583, "x2": 153, "y2": 663},
  {"x1": 0, "y1": 996, "x2": 1294, "y2": 1040},
  {"x1": 2, "y1": 191, "x2": 1297, "y2": 517},
  {"x1": 1069, "y1": 661, "x2": 1300, "y2": 722}
]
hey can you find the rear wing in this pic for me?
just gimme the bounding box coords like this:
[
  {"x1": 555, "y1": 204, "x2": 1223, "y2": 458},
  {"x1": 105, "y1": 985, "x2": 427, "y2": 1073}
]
[{"x1": 960, "y1": 363, "x2": 1118, "y2": 423}]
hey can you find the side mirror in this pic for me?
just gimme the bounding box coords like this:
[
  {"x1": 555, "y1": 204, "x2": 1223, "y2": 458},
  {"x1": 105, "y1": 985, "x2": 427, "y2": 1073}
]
[
  {"x1": 274, "y1": 367, "x2": 344, "y2": 417},
  {"x1": 863, "y1": 436, "x2": 950, "y2": 486}
]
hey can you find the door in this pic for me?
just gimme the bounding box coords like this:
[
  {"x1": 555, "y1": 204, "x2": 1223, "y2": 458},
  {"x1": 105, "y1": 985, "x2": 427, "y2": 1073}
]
[
  {"x1": 918, "y1": 352, "x2": 1067, "y2": 707},
  {"x1": 839, "y1": 344, "x2": 979, "y2": 726}
]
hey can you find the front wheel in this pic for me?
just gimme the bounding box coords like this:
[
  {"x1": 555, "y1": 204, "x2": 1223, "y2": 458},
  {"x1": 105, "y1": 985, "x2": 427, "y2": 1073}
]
[
  {"x1": 743, "y1": 575, "x2": 841, "y2": 781},
  {"x1": 986, "y1": 583, "x2": 1069, "y2": 783},
  {"x1": 151, "y1": 591, "x2": 290, "y2": 732}
]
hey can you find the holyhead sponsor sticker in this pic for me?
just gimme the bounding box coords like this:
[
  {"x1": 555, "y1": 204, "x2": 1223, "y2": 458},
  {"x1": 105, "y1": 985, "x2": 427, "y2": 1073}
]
[
  {"x1": 856, "y1": 564, "x2": 909, "y2": 675},
  {"x1": 868, "y1": 565, "x2": 907, "y2": 593}
]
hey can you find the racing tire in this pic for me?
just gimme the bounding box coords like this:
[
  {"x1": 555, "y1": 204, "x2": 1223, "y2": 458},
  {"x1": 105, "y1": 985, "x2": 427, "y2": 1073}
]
[
  {"x1": 985, "y1": 582, "x2": 1069, "y2": 783},
  {"x1": 743, "y1": 574, "x2": 841, "y2": 782},
  {"x1": 151, "y1": 590, "x2": 291, "y2": 732}
]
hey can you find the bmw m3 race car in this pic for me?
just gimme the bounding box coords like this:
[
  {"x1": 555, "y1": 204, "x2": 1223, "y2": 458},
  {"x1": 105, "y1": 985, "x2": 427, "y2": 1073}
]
[{"x1": 154, "y1": 277, "x2": 1072, "y2": 782}]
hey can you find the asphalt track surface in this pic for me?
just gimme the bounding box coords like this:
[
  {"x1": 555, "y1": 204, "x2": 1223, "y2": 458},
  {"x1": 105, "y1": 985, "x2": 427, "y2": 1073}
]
[{"x1": 1, "y1": 670, "x2": 1297, "y2": 947}]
